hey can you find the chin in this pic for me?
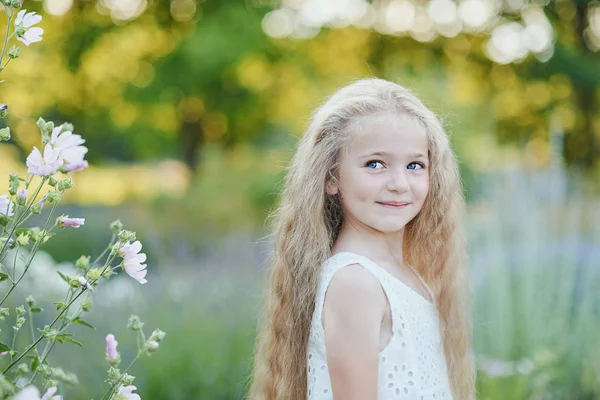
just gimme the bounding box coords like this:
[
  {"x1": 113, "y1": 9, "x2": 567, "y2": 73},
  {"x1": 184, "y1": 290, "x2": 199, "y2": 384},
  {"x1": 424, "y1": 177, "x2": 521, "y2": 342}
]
[{"x1": 371, "y1": 220, "x2": 409, "y2": 233}]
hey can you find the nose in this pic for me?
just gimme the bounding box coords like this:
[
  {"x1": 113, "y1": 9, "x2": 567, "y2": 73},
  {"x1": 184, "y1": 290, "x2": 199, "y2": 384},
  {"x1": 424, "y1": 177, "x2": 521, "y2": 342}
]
[{"x1": 386, "y1": 167, "x2": 410, "y2": 193}]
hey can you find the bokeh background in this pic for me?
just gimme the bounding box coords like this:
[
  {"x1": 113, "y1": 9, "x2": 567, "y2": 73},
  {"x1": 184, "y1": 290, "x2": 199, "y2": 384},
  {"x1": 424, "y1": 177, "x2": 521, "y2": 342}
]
[{"x1": 1, "y1": 0, "x2": 600, "y2": 398}]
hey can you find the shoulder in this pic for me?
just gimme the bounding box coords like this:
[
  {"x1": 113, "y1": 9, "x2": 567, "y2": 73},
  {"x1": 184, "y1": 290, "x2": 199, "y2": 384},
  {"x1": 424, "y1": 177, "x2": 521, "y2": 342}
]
[{"x1": 323, "y1": 263, "x2": 387, "y2": 327}]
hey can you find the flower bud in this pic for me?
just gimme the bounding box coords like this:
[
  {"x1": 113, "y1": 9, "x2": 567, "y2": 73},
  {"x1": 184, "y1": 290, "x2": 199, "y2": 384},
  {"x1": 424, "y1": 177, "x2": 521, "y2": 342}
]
[
  {"x1": 10, "y1": 0, "x2": 21, "y2": 8},
  {"x1": 60, "y1": 122, "x2": 74, "y2": 133},
  {"x1": 57, "y1": 177, "x2": 73, "y2": 191},
  {"x1": 16, "y1": 189, "x2": 27, "y2": 205},
  {"x1": 8, "y1": 45, "x2": 20, "y2": 59},
  {"x1": 81, "y1": 298, "x2": 92, "y2": 312},
  {"x1": 36, "y1": 117, "x2": 54, "y2": 144},
  {"x1": 144, "y1": 340, "x2": 159, "y2": 354},
  {"x1": 16, "y1": 233, "x2": 29, "y2": 247},
  {"x1": 75, "y1": 255, "x2": 90, "y2": 270},
  {"x1": 110, "y1": 219, "x2": 123, "y2": 234},
  {"x1": 105, "y1": 334, "x2": 120, "y2": 365},
  {"x1": 48, "y1": 176, "x2": 58, "y2": 187},
  {"x1": 0, "y1": 127, "x2": 10, "y2": 141},
  {"x1": 0, "y1": 104, "x2": 7, "y2": 119},
  {"x1": 126, "y1": 315, "x2": 144, "y2": 331},
  {"x1": 8, "y1": 173, "x2": 19, "y2": 194},
  {"x1": 31, "y1": 201, "x2": 43, "y2": 214},
  {"x1": 25, "y1": 295, "x2": 36, "y2": 308},
  {"x1": 86, "y1": 267, "x2": 102, "y2": 281},
  {"x1": 46, "y1": 191, "x2": 61, "y2": 203},
  {"x1": 15, "y1": 305, "x2": 25, "y2": 316},
  {"x1": 118, "y1": 230, "x2": 136, "y2": 242},
  {"x1": 149, "y1": 328, "x2": 166, "y2": 343}
]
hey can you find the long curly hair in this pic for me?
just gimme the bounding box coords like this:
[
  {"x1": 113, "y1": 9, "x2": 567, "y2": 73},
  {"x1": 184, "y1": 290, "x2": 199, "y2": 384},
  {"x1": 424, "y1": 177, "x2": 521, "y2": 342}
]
[{"x1": 248, "y1": 78, "x2": 476, "y2": 400}]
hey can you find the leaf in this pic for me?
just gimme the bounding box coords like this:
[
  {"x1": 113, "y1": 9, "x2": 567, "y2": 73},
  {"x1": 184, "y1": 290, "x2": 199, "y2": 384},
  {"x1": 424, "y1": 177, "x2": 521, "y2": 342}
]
[
  {"x1": 71, "y1": 317, "x2": 95, "y2": 330},
  {"x1": 30, "y1": 307, "x2": 43, "y2": 313},
  {"x1": 0, "y1": 272, "x2": 9, "y2": 282},
  {"x1": 57, "y1": 271, "x2": 71, "y2": 284},
  {"x1": 56, "y1": 334, "x2": 83, "y2": 347},
  {"x1": 30, "y1": 355, "x2": 40, "y2": 372},
  {"x1": 0, "y1": 341, "x2": 10, "y2": 352}
]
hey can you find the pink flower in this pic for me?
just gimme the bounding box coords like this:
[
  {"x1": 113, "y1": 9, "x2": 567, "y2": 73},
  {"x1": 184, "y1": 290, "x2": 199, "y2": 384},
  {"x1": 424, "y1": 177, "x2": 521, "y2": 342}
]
[
  {"x1": 119, "y1": 241, "x2": 148, "y2": 284},
  {"x1": 14, "y1": 10, "x2": 44, "y2": 46},
  {"x1": 26, "y1": 144, "x2": 62, "y2": 176},
  {"x1": 117, "y1": 385, "x2": 141, "y2": 400},
  {"x1": 105, "y1": 333, "x2": 119, "y2": 362},
  {"x1": 62, "y1": 160, "x2": 88, "y2": 173},
  {"x1": 17, "y1": 189, "x2": 28, "y2": 201},
  {"x1": 57, "y1": 216, "x2": 85, "y2": 228}
]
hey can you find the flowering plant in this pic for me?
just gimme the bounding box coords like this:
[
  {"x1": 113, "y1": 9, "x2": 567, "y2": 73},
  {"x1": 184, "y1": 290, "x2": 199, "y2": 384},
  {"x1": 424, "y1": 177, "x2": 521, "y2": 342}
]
[{"x1": 0, "y1": 2, "x2": 164, "y2": 399}]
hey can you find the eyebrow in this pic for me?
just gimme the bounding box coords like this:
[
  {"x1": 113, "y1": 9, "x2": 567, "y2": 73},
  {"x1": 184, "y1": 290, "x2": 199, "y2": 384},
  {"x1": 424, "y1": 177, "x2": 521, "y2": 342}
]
[{"x1": 360, "y1": 151, "x2": 428, "y2": 159}]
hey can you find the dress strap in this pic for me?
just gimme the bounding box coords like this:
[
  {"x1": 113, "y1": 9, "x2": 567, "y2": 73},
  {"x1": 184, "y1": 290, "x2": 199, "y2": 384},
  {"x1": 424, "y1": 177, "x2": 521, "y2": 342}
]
[{"x1": 407, "y1": 263, "x2": 435, "y2": 303}]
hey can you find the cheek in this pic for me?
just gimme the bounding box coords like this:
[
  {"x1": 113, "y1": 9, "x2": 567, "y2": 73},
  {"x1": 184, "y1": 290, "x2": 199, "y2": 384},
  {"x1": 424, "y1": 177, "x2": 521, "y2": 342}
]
[{"x1": 413, "y1": 176, "x2": 430, "y2": 200}]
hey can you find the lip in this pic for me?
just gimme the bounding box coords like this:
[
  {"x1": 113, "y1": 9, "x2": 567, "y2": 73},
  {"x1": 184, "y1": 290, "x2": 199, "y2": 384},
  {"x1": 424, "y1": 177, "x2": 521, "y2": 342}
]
[{"x1": 377, "y1": 201, "x2": 411, "y2": 208}]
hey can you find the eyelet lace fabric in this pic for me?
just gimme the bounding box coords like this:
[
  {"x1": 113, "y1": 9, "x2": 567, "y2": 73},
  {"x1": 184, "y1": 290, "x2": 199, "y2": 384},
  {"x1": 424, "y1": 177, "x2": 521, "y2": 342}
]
[{"x1": 307, "y1": 252, "x2": 453, "y2": 400}]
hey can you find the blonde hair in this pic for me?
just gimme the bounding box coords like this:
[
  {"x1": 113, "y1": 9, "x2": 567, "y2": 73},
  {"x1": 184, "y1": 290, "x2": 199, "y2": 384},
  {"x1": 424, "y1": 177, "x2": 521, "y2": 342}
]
[{"x1": 249, "y1": 78, "x2": 476, "y2": 399}]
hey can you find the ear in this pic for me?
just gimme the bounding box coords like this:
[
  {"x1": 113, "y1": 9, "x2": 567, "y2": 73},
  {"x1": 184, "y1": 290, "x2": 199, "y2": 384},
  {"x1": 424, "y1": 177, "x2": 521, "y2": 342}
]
[{"x1": 325, "y1": 179, "x2": 339, "y2": 195}]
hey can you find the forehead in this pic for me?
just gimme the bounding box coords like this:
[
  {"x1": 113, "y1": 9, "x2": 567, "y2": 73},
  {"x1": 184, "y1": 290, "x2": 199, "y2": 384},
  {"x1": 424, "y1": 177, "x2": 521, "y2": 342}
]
[{"x1": 345, "y1": 113, "x2": 428, "y2": 157}]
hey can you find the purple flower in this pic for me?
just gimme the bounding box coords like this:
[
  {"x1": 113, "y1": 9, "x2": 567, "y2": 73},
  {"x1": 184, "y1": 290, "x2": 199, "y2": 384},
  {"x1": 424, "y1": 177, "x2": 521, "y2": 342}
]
[
  {"x1": 62, "y1": 159, "x2": 88, "y2": 173},
  {"x1": 105, "y1": 333, "x2": 119, "y2": 362},
  {"x1": 17, "y1": 188, "x2": 28, "y2": 201},
  {"x1": 57, "y1": 216, "x2": 85, "y2": 228}
]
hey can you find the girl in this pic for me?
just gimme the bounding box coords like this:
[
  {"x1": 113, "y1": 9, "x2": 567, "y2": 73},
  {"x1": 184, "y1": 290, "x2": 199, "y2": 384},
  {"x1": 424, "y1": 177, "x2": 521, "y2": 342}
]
[{"x1": 249, "y1": 78, "x2": 476, "y2": 399}]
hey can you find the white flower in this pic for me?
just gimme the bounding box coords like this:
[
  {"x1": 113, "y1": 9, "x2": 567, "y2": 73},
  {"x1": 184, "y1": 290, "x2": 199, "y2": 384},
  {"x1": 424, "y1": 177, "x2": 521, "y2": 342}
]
[
  {"x1": 12, "y1": 386, "x2": 60, "y2": 400},
  {"x1": 50, "y1": 126, "x2": 88, "y2": 172},
  {"x1": 117, "y1": 385, "x2": 141, "y2": 400},
  {"x1": 119, "y1": 241, "x2": 148, "y2": 284},
  {"x1": 26, "y1": 144, "x2": 63, "y2": 176},
  {"x1": 41, "y1": 387, "x2": 62, "y2": 400},
  {"x1": 13, "y1": 386, "x2": 41, "y2": 400},
  {"x1": 14, "y1": 10, "x2": 44, "y2": 46},
  {"x1": 0, "y1": 194, "x2": 14, "y2": 217}
]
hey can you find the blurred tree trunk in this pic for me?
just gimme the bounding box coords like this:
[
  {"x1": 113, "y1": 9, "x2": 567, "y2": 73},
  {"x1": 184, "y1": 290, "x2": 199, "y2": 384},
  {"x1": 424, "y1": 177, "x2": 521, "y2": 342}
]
[{"x1": 180, "y1": 119, "x2": 204, "y2": 173}]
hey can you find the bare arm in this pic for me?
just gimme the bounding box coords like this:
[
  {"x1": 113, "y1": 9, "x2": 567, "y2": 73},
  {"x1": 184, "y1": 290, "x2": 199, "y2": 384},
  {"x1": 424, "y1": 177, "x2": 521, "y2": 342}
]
[{"x1": 322, "y1": 264, "x2": 386, "y2": 400}]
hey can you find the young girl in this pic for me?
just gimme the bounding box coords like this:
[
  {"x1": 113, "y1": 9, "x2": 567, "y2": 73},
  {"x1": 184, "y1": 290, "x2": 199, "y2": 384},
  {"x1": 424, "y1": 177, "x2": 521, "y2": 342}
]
[{"x1": 249, "y1": 78, "x2": 476, "y2": 399}]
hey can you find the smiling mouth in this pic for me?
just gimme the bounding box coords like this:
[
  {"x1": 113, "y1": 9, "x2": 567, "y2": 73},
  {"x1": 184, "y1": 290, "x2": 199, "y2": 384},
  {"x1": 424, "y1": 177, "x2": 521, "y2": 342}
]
[{"x1": 377, "y1": 202, "x2": 411, "y2": 208}]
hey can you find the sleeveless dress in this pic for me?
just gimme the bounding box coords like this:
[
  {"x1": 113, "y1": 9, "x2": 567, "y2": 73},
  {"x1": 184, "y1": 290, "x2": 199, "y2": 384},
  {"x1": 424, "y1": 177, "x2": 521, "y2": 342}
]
[{"x1": 306, "y1": 252, "x2": 453, "y2": 400}]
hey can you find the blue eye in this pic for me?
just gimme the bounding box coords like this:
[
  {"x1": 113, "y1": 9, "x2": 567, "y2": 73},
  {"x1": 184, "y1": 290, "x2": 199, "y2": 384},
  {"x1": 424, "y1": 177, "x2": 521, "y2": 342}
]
[
  {"x1": 407, "y1": 162, "x2": 425, "y2": 170},
  {"x1": 365, "y1": 160, "x2": 384, "y2": 169}
]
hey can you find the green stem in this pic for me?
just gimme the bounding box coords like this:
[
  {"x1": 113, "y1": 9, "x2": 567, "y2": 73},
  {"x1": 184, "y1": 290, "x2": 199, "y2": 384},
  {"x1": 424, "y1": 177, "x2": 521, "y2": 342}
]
[
  {"x1": 27, "y1": 290, "x2": 72, "y2": 385},
  {"x1": 0, "y1": 5, "x2": 13, "y2": 68},
  {"x1": 28, "y1": 306, "x2": 39, "y2": 356},
  {"x1": 5, "y1": 245, "x2": 122, "y2": 374},
  {"x1": 89, "y1": 234, "x2": 117, "y2": 270},
  {"x1": 0, "y1": 193, "x2": 60, "y2": 307},
  {"x1": 11, "y1": 246, "x2": 18, "y2": 282},
  {"x1": 0, "y1": 177, "x2": 47, "y2": 259},
  {"x1": 101, "y1": 352, "x2": 143, "y2": 400}
]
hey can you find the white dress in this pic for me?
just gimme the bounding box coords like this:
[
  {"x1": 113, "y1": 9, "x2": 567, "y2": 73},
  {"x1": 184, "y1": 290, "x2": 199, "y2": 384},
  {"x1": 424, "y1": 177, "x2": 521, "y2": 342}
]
[{"x1": 306, "y1": 252, "x2": 454, "y2": 400}]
